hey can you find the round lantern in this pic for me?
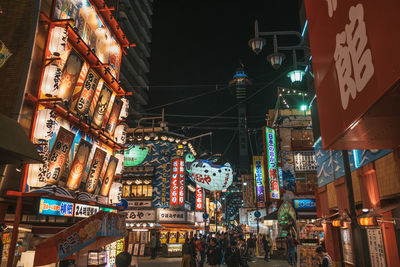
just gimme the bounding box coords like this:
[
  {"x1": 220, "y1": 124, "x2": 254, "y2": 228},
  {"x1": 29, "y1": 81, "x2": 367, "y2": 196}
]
[
  {"x1": 114, "y1": 122, "x2": 127, "y2": 144},
  {"x1": 33, "y1": 108, "x2": 59, "y2": 140},
  {"x1": 119, "y1": 97, "x2": 129, "y2": 119},
  {"x1": 115, "y1": 152, "x2": 124, "y2": 175},
  {"x1": 48, "y1": 26, "x2": 68, "y2": 56},
  {"x1": 40, "y1": 63, "x2": 62, "y2": 97},
  {"x1": 190, "y1": 159, "x2": 233, "y2": 191}
]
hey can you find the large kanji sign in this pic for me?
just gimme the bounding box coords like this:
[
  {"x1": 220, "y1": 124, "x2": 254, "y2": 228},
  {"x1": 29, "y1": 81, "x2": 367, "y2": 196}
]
[{"x1": 305, "y1": 0, "x2": 400, "y2": 149}]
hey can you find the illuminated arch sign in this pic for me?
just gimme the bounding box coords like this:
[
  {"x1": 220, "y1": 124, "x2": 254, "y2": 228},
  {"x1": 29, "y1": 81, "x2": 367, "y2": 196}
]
[{"x1": 263, "y1": 127, "x2": 280, "y2": 200}]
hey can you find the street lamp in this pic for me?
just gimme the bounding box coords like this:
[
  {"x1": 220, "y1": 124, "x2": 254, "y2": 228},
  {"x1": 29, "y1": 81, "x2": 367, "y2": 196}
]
[{"x1": 287, "y1": 70, "x2": 305, "y2": 83}]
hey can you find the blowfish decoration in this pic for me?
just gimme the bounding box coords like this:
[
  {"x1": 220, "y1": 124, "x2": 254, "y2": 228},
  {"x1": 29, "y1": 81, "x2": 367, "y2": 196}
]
[{"x1": 190, "y1": 159, "x2": 233, "y2": 191}]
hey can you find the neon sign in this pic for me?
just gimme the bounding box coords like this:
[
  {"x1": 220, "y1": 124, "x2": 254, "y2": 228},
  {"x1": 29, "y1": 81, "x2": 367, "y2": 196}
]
[
  {"x1": 195, "y1": 185, "x2": 203, "y2": 210},
  {"x1": 253, "y1": 156, "x2": 265, "y2": 205},
  {"x1": 170, "y1": 158, "x2": 179, "y2": 206},
  {"x1": 265, "y1": 127, "x2": 280, "y2": 199}
]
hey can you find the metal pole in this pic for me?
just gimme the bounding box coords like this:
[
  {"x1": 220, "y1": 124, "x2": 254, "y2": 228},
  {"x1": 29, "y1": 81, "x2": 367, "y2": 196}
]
[{"x1": 342, "y1": 150, "x2": 369, "y2": 267}]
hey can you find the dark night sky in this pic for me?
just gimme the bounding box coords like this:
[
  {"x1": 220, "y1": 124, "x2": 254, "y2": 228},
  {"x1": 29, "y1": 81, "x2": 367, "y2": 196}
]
[{"x1": 146, "y1": 0, "x2": 302, "y2": 166}]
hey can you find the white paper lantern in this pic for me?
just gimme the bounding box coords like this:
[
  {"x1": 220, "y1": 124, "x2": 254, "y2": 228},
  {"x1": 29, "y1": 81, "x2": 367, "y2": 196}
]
[
  {"x1": 108, "y1": 182, "x2": 123, "y2": 205},
  {"x1": 40, "y1": 64, "x2": 62, "y2": 97},
  {"x1": 115, "y1": 153, "x2": 124, "y2": 175},
  {"x1": 191, "y1": 159, "x2": 233, "y2": 191},
  {"x1": 114, "y1": 123, "x2": 127, "y2": 144},
  {"x1": 119, "y1": 97, "x2": 129, "y2": 119},
  {"x1": 33, "y1": 109, "x2": 58, "y2": 140},
  {"x1": 48, "y1": 26, "x2": 68, "y2": 56}
]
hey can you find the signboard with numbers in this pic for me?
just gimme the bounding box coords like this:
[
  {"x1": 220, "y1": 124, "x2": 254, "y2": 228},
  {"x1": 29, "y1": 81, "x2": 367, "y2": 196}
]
[
  {"x1": 74, "y1": 204, "x2": 99, "y2": 218},
  {"x1": 38, "y1": 198, "x2": 74, "y2": 217},
  {"x1": 305, "y1": 0, "x2": 400, "y2": 149},
  {"x1": 367, "y1": 228, "x2": 386, "y2": 267},
  {"x1": 263, "y1": 127, "x2": 279, "y2": 200},
  {"x1": 125, "y1": 210, "x2": 156, "y2": 222},
  {"x1": 157, "y1": 209, "x2": 186, "y2": 223}
]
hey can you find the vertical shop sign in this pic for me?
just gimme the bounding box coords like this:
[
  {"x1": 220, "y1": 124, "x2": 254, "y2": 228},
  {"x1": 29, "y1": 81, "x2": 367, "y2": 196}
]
[
  {"x1": 178, "y1": 158, "x2": 185, "y2": 206},
  {"x1": 264, "y1": 127, "x2": 280, "y2": 199},
  {"x1": 85, "y1": 148, "x2": 107, "y2": 193},
  {"x1": 170, "y1": 158, "x2": 179, "y2": 206},
  {"x1": 92, "y1": 84, "x2": 112, "y2": 128},
  {"x1": 367, "y1": 228, "x2": 386, "y2": 267},
  {"x1": 75, "y1": 69, "x2": 99, "y2": 115},
  {"x1": 195, "y1": 184, "x2": 203, "y2": 210},
  {"x1": 340, "y1": 228, "x2": 355, "y2": 265},
  {"x1": 161, "y1": 163, "x2": 169, "y2": 207},
  {"x1": 105, "y1": 97, "x2": 123, "y2": 136},
  {"x1": 66, "y1": 139, "x2": 92, "y2": 190},
  {"x1": 253, "y1": 156, "x2": 266, "y2": 205},
  {"x1": 58, "y1": 50, "x2": 84, "y2": 103},
  {"x1": 47, "y1": 127, "x2": 75, "y2": 185},
  {"x1": 100, "y1": 156, "x2": 119, "y2": 197}
]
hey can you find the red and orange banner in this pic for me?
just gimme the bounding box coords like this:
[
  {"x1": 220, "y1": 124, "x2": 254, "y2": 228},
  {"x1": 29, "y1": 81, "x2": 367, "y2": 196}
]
[
  {"x1": 100, "y1": 156, "x2": 119, "y2": 197},
  {"x1": 178, "y1": 158, "x2": 185, "y2": 206},
  {"x1": 105, "y1": 97, "x2": 123, "y2": 136},
  {"x1": 170, "y1": 158, "x2": 179, "y2": 206},
  {"x1": 66, "y1": 139, "x2": 92, "y2": 190},
  {"x1": 85, "y1": 148, "x2": 106, "y2": 193}
]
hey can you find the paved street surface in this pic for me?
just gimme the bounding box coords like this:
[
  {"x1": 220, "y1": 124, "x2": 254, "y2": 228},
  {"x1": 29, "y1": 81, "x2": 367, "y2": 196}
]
[{"x1": 137, "y1": 257, "x2": 288, "y2": 267}]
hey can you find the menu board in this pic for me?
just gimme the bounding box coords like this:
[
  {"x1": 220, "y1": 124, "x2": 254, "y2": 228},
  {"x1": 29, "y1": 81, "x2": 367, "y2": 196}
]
[
  {"x1": 340, "y1": 228, "x2": 355, "y2": 265},
  {"x1": 367, "y1": 228, "x2": 386, "y2": 267}
]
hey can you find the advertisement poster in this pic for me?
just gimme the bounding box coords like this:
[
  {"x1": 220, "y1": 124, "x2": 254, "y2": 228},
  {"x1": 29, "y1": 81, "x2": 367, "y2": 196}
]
[
  {"x1": 105, "y1": 97, "x2": 123, "y2": 136},
  {"x1": 75, "y1": 69, "x2": 99, "y2": 115},
  {"x1": 100, "y1": 156, "x2": 119, "y2": 197},
  {"x1": 38, "y1": 198, "x2": 74, "y2": 216},
  {"x1": 92, "y1": 84, "x2": 112, "y2": 128},
  {"x1": 66, "y1": 139, "x2": 92, "y2": 190},
  {"x1": 58, "y1": 50, "x2": 84, "y2": 103},
  {"x1": 47, "y1": 127, "x2": 75, "y2": 185},
  {"x1": 85, "y1": 148, "x2": 107, "y2": 193},
  {"x1": 367, "y1": 228, "x2": 386, "y2": 267},
  {"x1": 340, "y1": 228, "x2": 354, "y2": 265}
]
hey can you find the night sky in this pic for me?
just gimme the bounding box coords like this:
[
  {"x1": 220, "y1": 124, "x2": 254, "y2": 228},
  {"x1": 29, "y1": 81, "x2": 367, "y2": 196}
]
[{"x1": 147, "y1": 0, "x2": 302, "y2": 167}]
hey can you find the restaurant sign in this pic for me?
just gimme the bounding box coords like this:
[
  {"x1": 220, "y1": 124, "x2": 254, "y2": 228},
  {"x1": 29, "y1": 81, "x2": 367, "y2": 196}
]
[
  {"x1": 253, "y1": 156, "x2": 265, "y2": 206},
  {"x1": 125, "y1": 210, "x2": 156, "y2": 222},
  {"x1": 157, "y1": 209, "x2": 186, "y2": 223},
  {"x1": 263, "y1": 127, "x2": 279, "y2": 200},
  {"x1": 74, "y1": 203, "x2": 99, "y2": 218},
  {"x1": 38, "y1": 198, "x2": 74, "y2": 217}
]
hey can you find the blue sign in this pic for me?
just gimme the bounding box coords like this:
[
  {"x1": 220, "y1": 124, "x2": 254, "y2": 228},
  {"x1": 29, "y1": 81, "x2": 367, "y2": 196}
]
[
  {"x1": 203, "y1": 213, "x2": 209, "y2": 219},
  {"x1": 254, "y1": 211, "x2": 261, "y2": 218},
  {"x1": 116, "y1": 199, "x2": 128, "y2": 211},
  {"x1": 293, "y1": 199, "x2": 316, "y2": 210},
  {"x1": 38, "y1": 198, "x2": 74, "y2": 216}
]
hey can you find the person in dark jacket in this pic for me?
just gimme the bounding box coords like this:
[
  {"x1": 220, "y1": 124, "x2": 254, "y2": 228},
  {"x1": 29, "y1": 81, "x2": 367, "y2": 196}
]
[
  {"x1": 207, "y1": 237, "x2": 222, "y2": 267},
  {"x1": 182, "y1": 238, "x2": 193, "y2": 267},
  {"x1": 225, "y1": 241, "x2": 241, "y2": 267},
  {"x1": 238, "y1": 238, "x2": 249, "y2": 267},
  {"x1": 116, "y1": 252, "x2": 132, "y2": 267}
]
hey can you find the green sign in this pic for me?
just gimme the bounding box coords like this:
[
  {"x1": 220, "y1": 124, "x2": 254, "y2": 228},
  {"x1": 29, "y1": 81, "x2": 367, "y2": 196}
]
[
  {"x1": 124, "y1": 145, "x2": 149, "y2": 167},
  {"x1": 265, "y1": 127, "x2": 280, "y2": 199},
  {"x1": 185, "y1": 153, "x2": 195, "y2": 173},
  {"x1": 100, "y1": 207, "x2": 117, "y2": 213}
]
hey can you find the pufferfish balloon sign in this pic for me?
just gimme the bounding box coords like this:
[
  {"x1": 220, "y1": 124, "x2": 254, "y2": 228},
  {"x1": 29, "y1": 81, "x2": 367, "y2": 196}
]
[{"x1": 190, "y1": 159, "x2": 233, "y2": 191}]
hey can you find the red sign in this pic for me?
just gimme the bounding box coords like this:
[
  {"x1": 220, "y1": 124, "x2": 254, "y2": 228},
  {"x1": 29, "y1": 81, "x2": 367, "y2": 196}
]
[
  {"x1": 178, "y1": 158, "x2": 185, "y2": 206},
  {"x1": 195, "y1": 185, "x2": 203, "y2": 210},
  {"x1": 305, "y1": 1, "x2": 400, "y2": 149},
  {"x1": 170, "y1": 158, "x2": 179, "y2": 206}
]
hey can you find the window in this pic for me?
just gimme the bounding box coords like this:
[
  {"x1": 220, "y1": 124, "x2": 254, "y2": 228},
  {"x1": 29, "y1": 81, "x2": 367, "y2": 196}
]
[
  {"x1": 294, "y1": 151, "x2": 317, "y2": 172},
  {"x1": 122, "y1": 179, "x2": 152, "y2": 198}
]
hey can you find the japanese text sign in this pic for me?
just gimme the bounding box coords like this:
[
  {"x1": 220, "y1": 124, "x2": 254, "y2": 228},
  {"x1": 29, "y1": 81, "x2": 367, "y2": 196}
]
[
  {"x1": 253, "y1": 156, "x2": 266, "y2": 205},
  {"x1": 170, "y1": 158, "x2": 182, "y2": 206},
  {"x1": 125, "y1": 210, "x2": 156, "y2": 222},
  {"x1": 195, "y1": 184, "x2": 203, "y2": 210},
  {"x1": 178, "y1": 158, "x2": 185, "y2": 206},
  {"x1": 74, "y1": 204, "x2": 100, "y2": 218},
  {"x1": 263, "y1": 127, "x2": 280, "y2": 200},
  {"x1": 157, "y1": 209, "x2": 186, "y2": 222},
  {"x1": 39, "y1": 198, "x2": 74, "y2": 217},
  {"x1": 305, "y1": 0, "x2": 400, "y2": 149}
]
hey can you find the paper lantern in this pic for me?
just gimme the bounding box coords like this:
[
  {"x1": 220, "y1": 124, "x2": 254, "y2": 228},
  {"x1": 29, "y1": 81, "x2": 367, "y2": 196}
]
[
  {"x1": 33, "y1": 109, "x2": 58, "y2": 140},
  {"x1": 332, "y1": 219, "x2": 342, "y2": 227},
  {"x1": 40, "y1": 64, "x2": 62, "y2": 97},
  {"x1": 115, "y1": 153, "x2": 124, "y2": 175},
  {"x1": 100, "y1": 156, "x2": 119, "y2": 197},
  {"x1": 48, "y1": 26, "x2": 68, "y2": 56},
  {"x1": 119, "y1": 97, "x2": 129, "y2": 119},
  {"x1": 191, "y1": 159, "x2": 233, "y2": 191},
  {"x1": 114, "y1": 123, "x2": 127, "y2": 144},
  {"x1": 108, "y1": 182, "x2": 122, "y2": 205}
]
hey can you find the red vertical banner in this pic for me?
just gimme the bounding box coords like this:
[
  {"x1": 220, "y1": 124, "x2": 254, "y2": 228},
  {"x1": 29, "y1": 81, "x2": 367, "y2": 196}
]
[
  {"x1": 178, "y1": 158, "x2": 185, "y2": 206},
  {"x1": 195, "y1": 184, "x2": 203, "y2": 210},
  {"x1": 170, "y1": 158, "x2": 179, "y2": 206}
]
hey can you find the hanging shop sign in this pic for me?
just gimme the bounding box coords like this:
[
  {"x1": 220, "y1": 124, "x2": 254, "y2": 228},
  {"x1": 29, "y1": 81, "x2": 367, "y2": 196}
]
[
  {"x1": 74, "y1": 203, "x2": 99, "y2": 218},
  {"x1": 57, "y1": 50, "x2": 84, "y2": 103},
  {"x1": 47, "y1": 127, "x2": 75, "y2": 185},
  {"x1": 125, "y1": 210, "x2": 156, "y2": 222},
  {"x1": 340, "y1": 228, "x2": 355, "y2": 265},
  {"x1": 305, "y1": 1, "x2": 400, "y2": 149},
  {"x1": 100, "y1": 156, "x2": 119, "y2": 197},
  {"x1": 293, "y1": 199, "x2": 316, "y2": 210},
  {"x1": 66, "y1": 139, "x2": 92, "y2": 190},
  {"x1": 253, "y1": 156, "x2": 266, "y2": 206},
  {"x1": 124, "y1": 145, "x2": 149, "y2": 167},
  {"x1": 157, "y1": 209, "x2": 186, "y2": 223},
  {"x1": 115, "y1": 153, "x2": 124, "y2": 176},
  {"x1": 108, "y1": 182, "x2": 122, "y2": 205},
  {"x1": 248, "y1": 209, "x2": 267, "y2": 225},
  {"x1": 75, "y1": 69, "x2": 99, "y2": 115},
  {"x1": 195, "y1": 185, "x2": 204, "y2": 211},
  {"x1": 92, "y1": 84, "x2": 112, "y2": 128},
  {"x1": 33, "y1": 108, "x2": 58, "y2": 141},
  {"x1": 178, "y1": 158, "x2": 185, "y2": 206},
  {"x1": 170, "y1": 158, "x2": 180, "y2": 206},
  {"x1": 263, "y1": 127, "x2": 280, "y2": 200},
  {"x1": 191, "y1": 159, "x2": 233, "y2": 191},
  {"x1": 366, "y1": 228, "x2": 386, "y2": 267},
  {"x1": 119, "y1": 98, "x2": 129, "y2": 119},
  {"x1": 242, "y1": 175, "x2": 255, "y2": 208},
  {"x1": 160, "y1": 163, "x2": 169, "y2": 207},
  {"x1": 38, "y1": 198, "x2": 74, "y2": 217},
  {"x1": 105, "y1": 97, "x2": 123, "y2": 136},
  {"x1": 114, "y1": 123, "x2": 128, "y2": 145},
  {"x1": 85, "y1": 148, "x2": 107, "y2": 193},
  {"x1": 127, "y1": 200, "x2": 152, "y2": 208}
]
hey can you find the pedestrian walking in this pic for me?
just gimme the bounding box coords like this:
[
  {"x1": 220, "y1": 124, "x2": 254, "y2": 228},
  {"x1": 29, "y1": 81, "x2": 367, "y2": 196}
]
[
  {"x1": 150, "y1": 232, "x2": 157, "y2": 259},
  {"x1": 182, "y1": 238, "x2": 194, "y2": 267},
  {"x1": 116, "y1": 252, "x2": 132, "y2": 267},
  {"x1": 286, "y1": 233, "x2": 298, "y2": 267},
  {"x1": 207, "y1": 237, "x2": 222, "y2": 267},
  {"x1": 262, "y1": 234, "x2": 273, "y2": 261},
  {"x1": 246, "y1": 234, "x2": 256, "y2": 262},
  {"x1": 316, "y1": 246, "x2": 333, "y2": 267},
  {"x1": 195, "y1": 235, "x2": 206, "y2": 267},
  {"x1": 238, "y1": 238, "x2": 249, "y2": 267},
  {"x1": 225, "y1": 241, "x2": 241, "y2": 267}
]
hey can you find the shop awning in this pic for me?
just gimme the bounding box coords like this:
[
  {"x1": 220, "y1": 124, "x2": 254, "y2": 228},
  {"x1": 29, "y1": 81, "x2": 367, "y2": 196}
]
[
  {"x1": 0, "y1": 113, "x2": 42, "y2": 164},
  {"x1": 33, "y1": 211, "x2": 126, "y2": 266}
]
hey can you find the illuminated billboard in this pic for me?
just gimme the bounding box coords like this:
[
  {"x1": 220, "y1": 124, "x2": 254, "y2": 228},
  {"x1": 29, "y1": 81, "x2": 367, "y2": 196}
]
[
  {"x1": 263, "y1": 127, "x2": 280, "y2": 200},
  {"x1": 38, "y1": 198, "x2": 74, "y2": 217},
  {"x1": 253, "y1": 156, "x2": 265, "y2": 206}
]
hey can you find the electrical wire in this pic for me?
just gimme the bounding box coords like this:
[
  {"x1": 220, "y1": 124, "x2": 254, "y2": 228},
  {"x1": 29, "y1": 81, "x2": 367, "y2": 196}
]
[
  {"x1": 222, "y1": 131, "x2": 238, "y2": 157},
  {"x1": 142, "y1": 112, "x2": 266, "y2": 120}
]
